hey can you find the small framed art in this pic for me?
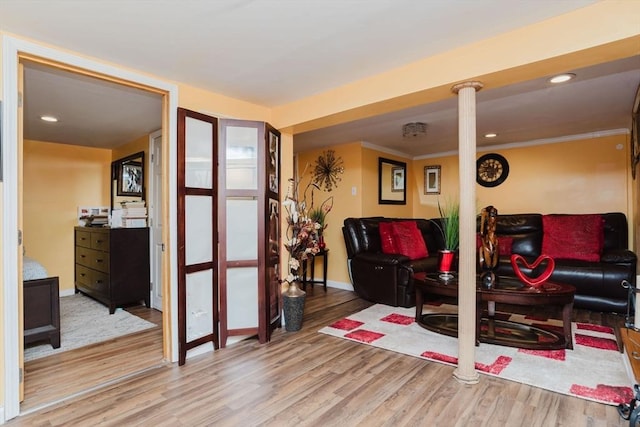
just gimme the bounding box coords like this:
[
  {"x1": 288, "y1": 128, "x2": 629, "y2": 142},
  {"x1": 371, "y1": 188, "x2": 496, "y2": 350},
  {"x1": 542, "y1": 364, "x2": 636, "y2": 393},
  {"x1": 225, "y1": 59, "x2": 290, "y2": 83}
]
[{"x1": 424, "y1": 165, "x2": 441, "y2": 194}]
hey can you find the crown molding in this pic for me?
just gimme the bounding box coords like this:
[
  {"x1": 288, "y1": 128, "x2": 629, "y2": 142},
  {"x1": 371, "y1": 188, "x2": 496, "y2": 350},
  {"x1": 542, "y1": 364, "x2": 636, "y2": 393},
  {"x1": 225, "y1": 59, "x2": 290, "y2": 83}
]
[{"x1": 413, "y1": 128, "x2": 629, "y2": 160}]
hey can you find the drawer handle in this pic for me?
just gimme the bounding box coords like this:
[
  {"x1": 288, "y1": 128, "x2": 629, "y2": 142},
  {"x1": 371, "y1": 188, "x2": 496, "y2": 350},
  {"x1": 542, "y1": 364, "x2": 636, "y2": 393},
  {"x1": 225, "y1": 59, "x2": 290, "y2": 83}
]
[
  {"x1": 80, "y1": 273, "x2": 86, "y2": 277},
  {"x1": 96, "y1": 259, "x2": 104, "y2": 263},
  {"x1": 96, "y1": 280, "x2": 103, "y2": 284},
  {"x1": 80, "y1": 255, "x2": 86, "y2": 258},
  {"x1": 96, "y1": 239, "x2": 103, "y2": 243}
]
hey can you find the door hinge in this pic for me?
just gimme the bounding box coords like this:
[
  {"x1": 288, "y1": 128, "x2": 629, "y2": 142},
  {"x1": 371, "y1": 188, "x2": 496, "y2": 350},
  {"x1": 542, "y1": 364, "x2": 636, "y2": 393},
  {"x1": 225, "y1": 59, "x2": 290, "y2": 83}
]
[
  {"x1": 18, "y1": 92, "x2": 23, "y2": 108},
  {"x1": 18, "y1": 230, "x2": 22, "y2": 246},
  {"x1": 19, "y1": 368, "x2": 23, "y2": 383}
]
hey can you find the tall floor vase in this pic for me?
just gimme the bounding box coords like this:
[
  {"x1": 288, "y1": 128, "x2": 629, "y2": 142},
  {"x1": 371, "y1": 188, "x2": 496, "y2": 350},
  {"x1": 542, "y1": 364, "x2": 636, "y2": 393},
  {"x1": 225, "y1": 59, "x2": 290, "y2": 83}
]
[{"x1": 283, "y1": 281, "x2": 306, "y2": 332}]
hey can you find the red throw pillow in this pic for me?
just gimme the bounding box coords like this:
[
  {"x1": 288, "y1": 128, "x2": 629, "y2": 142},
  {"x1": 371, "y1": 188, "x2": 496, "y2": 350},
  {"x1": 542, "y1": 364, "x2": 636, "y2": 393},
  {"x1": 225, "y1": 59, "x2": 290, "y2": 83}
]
[
  {"x1": 498, "y1": 236, "x2": 513, "y2": 256},
  {"x1": 379, "y1": 222, "x2": 398, "y2": 254},
  {"x1": 476, "y1": 233, "x2": 512, "y2": 256},
  {"x1": 542, "y1": 214, "x2": 604, "y2": 262},
  {"x1": 391, "y1": 221, "x2": 429, "y2": 260}
]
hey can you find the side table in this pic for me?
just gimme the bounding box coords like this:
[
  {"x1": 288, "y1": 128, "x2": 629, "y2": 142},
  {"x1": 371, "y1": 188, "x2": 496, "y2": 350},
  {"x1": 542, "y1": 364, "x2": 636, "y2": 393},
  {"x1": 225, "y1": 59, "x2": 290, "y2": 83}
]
[{"x1": 302, "y1": 249, "x2": 328, "y2": 291}]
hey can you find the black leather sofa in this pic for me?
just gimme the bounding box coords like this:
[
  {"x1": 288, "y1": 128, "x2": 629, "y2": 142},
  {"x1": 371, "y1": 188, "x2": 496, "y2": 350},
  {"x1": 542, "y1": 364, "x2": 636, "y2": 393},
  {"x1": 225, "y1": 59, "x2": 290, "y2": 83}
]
[{"x1": 342, "y1": 213, "x2": 636, "y2": 313}]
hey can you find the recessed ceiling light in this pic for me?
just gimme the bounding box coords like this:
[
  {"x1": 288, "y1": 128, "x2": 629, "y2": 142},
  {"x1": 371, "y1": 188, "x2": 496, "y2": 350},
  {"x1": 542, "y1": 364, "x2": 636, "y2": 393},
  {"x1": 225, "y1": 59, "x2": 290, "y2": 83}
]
[
  {"x1": 549, "y1": 73, "x2": 576, "y2": 84},
  {"x1": 484, "y1": 133, "x2": 497, "y2": 138},
  {"x1": 40, "y1": 115, "x2": 59, "y2": 122}
]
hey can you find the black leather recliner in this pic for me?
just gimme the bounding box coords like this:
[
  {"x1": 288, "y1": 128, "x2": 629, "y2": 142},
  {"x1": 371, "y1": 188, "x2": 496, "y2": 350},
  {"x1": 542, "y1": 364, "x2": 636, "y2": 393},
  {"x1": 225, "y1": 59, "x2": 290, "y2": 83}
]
[{"x1": 342, "y1": 217, "x2": 441, "y2": 308}]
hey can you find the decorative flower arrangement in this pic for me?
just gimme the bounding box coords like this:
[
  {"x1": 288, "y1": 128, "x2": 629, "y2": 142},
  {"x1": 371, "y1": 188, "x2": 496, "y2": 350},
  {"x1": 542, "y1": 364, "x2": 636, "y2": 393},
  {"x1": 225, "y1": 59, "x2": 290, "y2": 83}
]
[
  {"x1": 282, "y1": 158, "x2": 342, "y2": 287},
  {"x1": 282, "y1": 176, "x2": 323, "y2": 285}
]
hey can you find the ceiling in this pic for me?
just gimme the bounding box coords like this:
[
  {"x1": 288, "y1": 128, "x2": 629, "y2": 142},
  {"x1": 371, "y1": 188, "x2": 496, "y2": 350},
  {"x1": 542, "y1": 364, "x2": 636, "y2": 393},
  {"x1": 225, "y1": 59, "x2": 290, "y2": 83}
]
[{"x1": 3, "y1": 0, "x2": 639, "y2": 156}]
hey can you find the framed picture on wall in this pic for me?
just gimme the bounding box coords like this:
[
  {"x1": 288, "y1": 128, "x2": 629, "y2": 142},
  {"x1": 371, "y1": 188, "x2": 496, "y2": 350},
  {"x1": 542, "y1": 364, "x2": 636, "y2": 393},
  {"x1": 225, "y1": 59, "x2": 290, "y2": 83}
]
[
  {"x1": 424, "y1": 165, "x2": 441, "y2": 194},
  {"x1": 118, "y1": 161, "x2": 143, "y2": 196},
  {"x1": 391, "y1": 167, "x2": 405, "y2": 192}
]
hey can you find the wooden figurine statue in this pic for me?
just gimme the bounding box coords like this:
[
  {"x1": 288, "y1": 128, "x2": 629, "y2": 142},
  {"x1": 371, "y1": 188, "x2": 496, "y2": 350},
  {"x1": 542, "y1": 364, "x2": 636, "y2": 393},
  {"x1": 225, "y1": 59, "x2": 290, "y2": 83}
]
[{"x1": 479, "y1": 205, "x2": 499, "y2": 288}]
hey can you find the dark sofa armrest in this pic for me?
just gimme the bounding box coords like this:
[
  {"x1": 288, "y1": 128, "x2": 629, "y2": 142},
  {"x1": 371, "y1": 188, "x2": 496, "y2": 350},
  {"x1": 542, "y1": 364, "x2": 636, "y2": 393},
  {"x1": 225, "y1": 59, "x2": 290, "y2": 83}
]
[
  {"x1": 600, "y1": 249, "x2": 637, "y2": 264},
  {"x1": 354, "y1": 252, "x2": 411, "y2": 266}
]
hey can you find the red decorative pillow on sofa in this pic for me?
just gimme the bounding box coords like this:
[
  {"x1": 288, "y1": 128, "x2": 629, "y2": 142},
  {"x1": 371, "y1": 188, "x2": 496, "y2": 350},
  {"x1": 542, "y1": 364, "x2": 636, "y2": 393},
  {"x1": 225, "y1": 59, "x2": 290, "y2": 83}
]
[
  {"x1": 379, "y1": 222, "x2": 398, "y2": 254},
  {"x1": 498, "y1": 236, "x2": 514, "y2": 256},
  {"x1": 391, "y1": 221, "x2": 429, "y2": 260},
  {"x1": 541, "y1": 214, "x2": 604, "y2": 262},
  {"x1": 476, "y1": 234, "x2": 513, "y2": 256}
]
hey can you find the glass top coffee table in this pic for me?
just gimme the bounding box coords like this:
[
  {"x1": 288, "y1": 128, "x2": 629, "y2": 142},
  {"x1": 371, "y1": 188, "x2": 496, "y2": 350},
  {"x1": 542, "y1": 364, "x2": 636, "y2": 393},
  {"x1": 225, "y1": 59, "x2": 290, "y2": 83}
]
[{"x1": 413, "y1": 272, "x2": 576, "y2": 350}]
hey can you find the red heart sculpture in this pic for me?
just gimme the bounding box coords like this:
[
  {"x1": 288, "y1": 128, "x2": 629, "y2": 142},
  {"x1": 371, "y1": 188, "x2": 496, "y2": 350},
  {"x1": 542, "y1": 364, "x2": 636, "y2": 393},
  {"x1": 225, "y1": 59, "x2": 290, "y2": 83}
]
[{"x1": 510, "y1": 254, "x2": 555, "y2": 287}]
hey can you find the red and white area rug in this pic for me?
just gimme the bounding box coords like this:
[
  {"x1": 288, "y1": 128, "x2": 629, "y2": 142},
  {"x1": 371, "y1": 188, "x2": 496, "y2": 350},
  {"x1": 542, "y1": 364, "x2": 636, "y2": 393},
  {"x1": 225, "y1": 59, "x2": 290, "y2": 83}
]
[{"x1": 319, "y1": 303, "x2": 634, "y2": 405}]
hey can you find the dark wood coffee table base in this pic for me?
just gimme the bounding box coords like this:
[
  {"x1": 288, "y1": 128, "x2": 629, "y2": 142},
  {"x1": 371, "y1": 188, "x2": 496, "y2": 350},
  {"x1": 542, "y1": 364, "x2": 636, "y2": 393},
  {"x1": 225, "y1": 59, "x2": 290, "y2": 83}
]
[
  {"x1": 413, "y1": 273, "x2": 576, "y2": 350},
  {"x1": 419, "y1": 313, "x2": 568, "y2": 350}
]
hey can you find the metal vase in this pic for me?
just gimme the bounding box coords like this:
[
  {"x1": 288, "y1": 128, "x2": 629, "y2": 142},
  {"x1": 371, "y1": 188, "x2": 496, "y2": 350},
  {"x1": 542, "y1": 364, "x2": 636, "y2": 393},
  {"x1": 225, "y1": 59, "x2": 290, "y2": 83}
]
[
  {"x1": 283, "y1": 281, "x2": 306, "y2": 332},
  {"x1": 438, "y1": 249, "x2": 456, "y2": 281}
]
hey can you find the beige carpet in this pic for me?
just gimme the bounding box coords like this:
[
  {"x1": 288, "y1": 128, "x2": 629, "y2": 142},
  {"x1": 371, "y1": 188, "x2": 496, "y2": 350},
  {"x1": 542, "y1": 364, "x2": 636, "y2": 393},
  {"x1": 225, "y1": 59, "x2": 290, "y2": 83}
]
[
  {"x1": 320, "y1": 303, "x2": 635, "y2": 406},
  {"x1": 24, "y1": 293, "x2": 157, "y2": 361}
]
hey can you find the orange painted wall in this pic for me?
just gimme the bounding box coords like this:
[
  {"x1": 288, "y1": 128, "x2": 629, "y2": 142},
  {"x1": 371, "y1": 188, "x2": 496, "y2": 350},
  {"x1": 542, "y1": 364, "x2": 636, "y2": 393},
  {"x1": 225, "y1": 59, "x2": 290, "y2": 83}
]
[
  {"x1": 300, "y1": 133, "x2": 630, "y2": 286},
  {"x1": 361, "y1": 147, "x2": 413, "y2": 218},
  {"x1": 23, "y1": 134, "x2": 157, "y2": 294},
  {"x1": 297, "y1": 142, "x2": 419, "y2": 284},
  {"x1": 413, "y1": 134, "x2": 630, "y2": 219},
  {"x1": 296, "y1": 142, "x2": 362, "y2": 284},
  {"x1": 23, "y1": 140, "x2": 111, "y2": 293}
]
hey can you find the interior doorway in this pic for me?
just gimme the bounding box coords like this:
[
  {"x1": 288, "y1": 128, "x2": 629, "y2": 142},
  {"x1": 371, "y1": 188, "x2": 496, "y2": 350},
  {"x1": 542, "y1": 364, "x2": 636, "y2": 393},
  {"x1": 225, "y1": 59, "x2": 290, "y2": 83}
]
[
  {"x1": 20, "y1": 61, "x2": 164, "y2": 411},
  {"x1": 2, "y1": 35, "x2": 179, "y2": 421}
]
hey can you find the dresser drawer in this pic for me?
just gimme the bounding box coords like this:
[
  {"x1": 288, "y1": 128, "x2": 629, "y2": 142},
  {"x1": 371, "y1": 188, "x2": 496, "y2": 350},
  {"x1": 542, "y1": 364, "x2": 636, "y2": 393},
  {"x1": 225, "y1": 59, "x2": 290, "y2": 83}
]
[
  {"x1": 75, "y1": 264, "x2": 93, "y2": 287},
  {"x1": 75, "y1": 246, "x2": 93, "y2": 268},
  {"x1": 75, "y1": 230, "x2": 92, "y2": 249},
  {"x1": 91, "y1": 232, "x2": 110, "y2": 251},
  {"x1": 89, "y1": 270, "x2": 109, "y2": 297},
  {"x1": 75, "y1": 247, "x2": 110, "y2": 273},
  {"x1": 77, "y1": 269, "x2": 109, "y2": 298}
]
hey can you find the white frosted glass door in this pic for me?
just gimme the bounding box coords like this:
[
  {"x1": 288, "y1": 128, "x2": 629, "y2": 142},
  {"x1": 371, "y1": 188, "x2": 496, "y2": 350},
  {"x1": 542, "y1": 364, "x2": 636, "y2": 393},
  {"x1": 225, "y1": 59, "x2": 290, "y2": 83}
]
[
  {"x1": 218, "y1": 119, "x2": 281, "y2": 346},
  {"x1": 177, "y1": 108, "x2": 218, "y2": 365},
  {"x1": 226, "y1": 126, "x2": 258, "y2": 190},
  {"x1": 226, "y1": 198, "x2": 258, "y2": 261},
  {"x1": 186, "y1": 270, "x2": 214, "y2": 341},
  {"x1": 185, "y1": 195, "x2": 213, "y2": 265},
  {"x1": 226, "y1": 268, "x2": 259, "y2": 329},
  {"x1": 185, "y1": 117, "x2": 214, "y2": 189}
]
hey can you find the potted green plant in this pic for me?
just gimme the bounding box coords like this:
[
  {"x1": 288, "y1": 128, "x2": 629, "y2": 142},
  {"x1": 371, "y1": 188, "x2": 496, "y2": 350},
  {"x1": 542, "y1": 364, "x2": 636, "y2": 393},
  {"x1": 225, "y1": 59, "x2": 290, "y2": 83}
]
[
  {"x1": 431, "y1": 199, "x2": 459, "y2": 279},
  {"x1": 308, "y1": 196, "x2": 333, "y2": 249}
]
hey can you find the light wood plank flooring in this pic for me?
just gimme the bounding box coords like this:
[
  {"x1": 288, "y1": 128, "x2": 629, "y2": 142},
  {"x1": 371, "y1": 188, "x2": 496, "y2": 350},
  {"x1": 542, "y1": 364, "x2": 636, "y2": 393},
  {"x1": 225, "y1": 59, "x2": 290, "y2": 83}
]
[
  {"x1": 21, "y1": 304, "x2": 164, "y2": 413},
  {"x1": 9, "y1": 287, "x2": 632, "y2": 427}
]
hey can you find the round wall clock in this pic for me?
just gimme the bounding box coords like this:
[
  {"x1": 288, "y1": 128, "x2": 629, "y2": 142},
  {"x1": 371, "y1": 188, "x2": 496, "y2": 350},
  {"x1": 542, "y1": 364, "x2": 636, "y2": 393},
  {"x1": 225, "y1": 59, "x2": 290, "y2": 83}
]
[{"x1": 476, "y1": 153, "x2": 509, "y2": 187}]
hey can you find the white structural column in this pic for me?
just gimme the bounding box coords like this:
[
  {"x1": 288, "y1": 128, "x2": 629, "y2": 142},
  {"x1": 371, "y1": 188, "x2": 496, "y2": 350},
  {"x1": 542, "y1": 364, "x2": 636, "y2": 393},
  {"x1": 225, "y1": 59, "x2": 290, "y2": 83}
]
[{"x1": 451, "y1": 81, "x2": 483, "y2": 384}]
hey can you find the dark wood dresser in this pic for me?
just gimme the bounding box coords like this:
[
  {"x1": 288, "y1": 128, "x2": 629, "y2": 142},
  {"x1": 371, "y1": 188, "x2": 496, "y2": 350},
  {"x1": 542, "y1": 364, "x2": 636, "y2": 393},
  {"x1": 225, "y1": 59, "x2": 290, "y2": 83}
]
[{"x1": 74, "y1": 226, "x2": 150, "y2": 314}]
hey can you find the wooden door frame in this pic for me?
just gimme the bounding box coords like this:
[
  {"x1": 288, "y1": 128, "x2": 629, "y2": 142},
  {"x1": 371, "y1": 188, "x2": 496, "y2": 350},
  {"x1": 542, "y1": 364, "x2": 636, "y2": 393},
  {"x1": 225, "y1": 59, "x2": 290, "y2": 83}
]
[
  {"x1": 1, "y1": 35, "x2": 179, "y2": 422},
  {"x1": 149, "y1": 129, "x2": 164, "y2": 311}
]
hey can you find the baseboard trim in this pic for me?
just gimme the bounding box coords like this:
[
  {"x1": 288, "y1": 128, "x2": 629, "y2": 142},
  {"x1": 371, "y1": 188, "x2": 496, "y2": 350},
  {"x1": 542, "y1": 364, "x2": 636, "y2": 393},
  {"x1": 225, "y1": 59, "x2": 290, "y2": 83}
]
[
  {"x1": 60, "y1": 288, "x2": 76, "y2": 297},
  {"x1": 326, "y1": 280, "x2": 354, "y2": 291}
]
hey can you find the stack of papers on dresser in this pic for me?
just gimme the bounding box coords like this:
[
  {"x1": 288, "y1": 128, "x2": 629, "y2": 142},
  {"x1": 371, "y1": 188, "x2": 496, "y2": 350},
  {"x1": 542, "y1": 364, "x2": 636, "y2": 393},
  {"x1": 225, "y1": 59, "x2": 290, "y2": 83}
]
[{"x1": 111, "y1": 201, "x2": 148, "y2": 228}]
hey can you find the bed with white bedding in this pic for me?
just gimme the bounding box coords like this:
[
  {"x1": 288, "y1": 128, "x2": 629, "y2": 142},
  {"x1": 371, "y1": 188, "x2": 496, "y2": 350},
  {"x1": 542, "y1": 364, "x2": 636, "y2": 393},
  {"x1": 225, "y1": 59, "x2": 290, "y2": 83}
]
[{"x1": 23, "y1": 257, "x2": 60, "y2": 349}]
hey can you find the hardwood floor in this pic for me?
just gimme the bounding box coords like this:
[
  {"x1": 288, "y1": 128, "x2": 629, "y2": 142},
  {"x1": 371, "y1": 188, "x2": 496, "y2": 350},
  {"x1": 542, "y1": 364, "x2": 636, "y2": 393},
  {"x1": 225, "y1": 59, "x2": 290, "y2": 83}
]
[
  {"x1": 20, "y1": 304, "x2": 164, "y2": 413},
  {"x1": 9, "y1": 287, "x2": 632, "y2": 426}
]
